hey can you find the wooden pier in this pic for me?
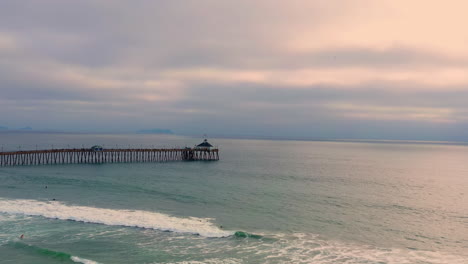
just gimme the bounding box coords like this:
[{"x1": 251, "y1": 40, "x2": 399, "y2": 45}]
[{"x1": 0, "y1": 147, "x2": 219, "y2": 167}]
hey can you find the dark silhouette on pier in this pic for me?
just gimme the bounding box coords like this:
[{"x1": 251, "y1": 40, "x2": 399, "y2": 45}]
[{"x1": 0, "y1": 140, "x2": 219, "y2": 166}]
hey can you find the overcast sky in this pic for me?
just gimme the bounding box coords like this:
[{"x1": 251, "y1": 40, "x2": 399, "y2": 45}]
[{"x1": 1, "y1": 1, "x2": 468, "y2": 140}]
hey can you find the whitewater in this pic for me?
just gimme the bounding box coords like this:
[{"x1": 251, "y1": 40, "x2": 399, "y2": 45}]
[{"x1": 0, "y1": 198, "x2": 232, "y2": 238}]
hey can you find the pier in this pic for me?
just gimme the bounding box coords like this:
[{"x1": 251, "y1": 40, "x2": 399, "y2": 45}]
[{"x1": 0, "y1": 147, "x2": 219, "y2": 167}]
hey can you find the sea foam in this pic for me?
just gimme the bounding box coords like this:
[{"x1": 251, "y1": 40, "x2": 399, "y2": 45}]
[
  {"x1": 252, "y1": 233, "x2": 468, "y2": 264},
  {"x1": 0, "y1": 198, "x2": 233, "y2": 238},
  {"x1": 71, "y1": 256, "x2": 102, "y2": 264}
]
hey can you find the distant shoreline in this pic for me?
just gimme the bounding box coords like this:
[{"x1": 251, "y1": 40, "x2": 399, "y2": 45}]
[{"x1": 1, "y1": 130, "x2": 467, "y2": 147}]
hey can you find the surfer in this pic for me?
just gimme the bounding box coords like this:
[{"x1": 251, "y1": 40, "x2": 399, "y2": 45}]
[{"x1": 20, "y1": 234, "x2": 24, "y2": 239}]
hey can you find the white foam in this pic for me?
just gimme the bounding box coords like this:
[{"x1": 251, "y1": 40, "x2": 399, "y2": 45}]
[
  {"x1": 71, "y1": 256, "x2": 102, "y2": 264},
  {"x1": 164, "y1": 258, "x2": 241, "y2": 264},
  {"x1": 253, "y1": 233, "x2": 468, "y2": 264},
  {"x1": 0, "y1": 198, "x2": 233, "y2": 238}
]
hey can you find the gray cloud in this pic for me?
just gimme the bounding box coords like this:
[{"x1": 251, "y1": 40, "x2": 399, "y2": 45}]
[{"x1": 0, "y1": 1, "x2": 468, "y2": 140}]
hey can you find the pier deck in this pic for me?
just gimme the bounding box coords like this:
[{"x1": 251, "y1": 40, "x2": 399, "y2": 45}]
[{"x1": 0, "y1": 148, "x2": 219, "y2": 166}]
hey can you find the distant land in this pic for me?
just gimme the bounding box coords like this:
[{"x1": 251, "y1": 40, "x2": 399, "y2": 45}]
[
  {"x1": 136, "y1": 129, "x2": 174, "y2": 135},
  {"x1": 0, "y1": 126, "x2": 33, "y2": 130}
]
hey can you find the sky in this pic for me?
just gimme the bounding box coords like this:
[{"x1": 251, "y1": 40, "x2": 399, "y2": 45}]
[{"x1": 1, "y1": 0, "x2": 468, "y2": 140}]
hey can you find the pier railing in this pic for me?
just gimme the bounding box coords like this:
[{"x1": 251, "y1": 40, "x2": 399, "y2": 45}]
[{"x1": 0, "y1": 148, "x2": 219, "y2": 166}]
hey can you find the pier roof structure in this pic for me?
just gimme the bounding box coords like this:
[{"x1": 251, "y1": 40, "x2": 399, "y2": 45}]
[{"x1": 196, "y1": 139, "x2": 213, "y2": 148}]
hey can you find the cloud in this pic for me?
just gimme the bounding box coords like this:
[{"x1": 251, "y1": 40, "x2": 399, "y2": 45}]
[{"x1": 0, "y1": 0, "x2": 468, "y2": 140}]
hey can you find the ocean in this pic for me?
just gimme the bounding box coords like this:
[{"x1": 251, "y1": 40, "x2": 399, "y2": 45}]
[{"x1": 0, "y1": 133, "x2": 467, "y2": 264}]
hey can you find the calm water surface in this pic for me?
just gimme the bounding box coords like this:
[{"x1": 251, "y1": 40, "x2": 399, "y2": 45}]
[{"x1": 0, "y1": 133, "x2": 467, "y2": 263}]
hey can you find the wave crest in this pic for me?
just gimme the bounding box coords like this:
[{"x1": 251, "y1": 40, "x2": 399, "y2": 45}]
[
  {"x1": 7, "y1": 241, "x2": 101, "y2": 264},
  {"x1": 0, "y1": 198, "x2": 232, "y2": 238}
]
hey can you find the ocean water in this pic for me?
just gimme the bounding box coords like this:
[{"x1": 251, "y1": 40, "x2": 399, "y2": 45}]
[{"x1": 0, "y1": 133, "x2": 467, "y2": 264}]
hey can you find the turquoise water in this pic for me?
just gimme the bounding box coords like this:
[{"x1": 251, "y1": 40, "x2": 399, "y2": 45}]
[{"x1": 0, "y1": 133, "x2": 467, "y2": 263}]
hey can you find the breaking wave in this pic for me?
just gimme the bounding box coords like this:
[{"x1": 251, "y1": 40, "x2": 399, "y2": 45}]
[
  {"x1": 6, "y1": 241, "x2": 101, "y2": 264},
  {"x1": 0, "y1": 198, "x2": 233, "y2": 238},
  {"x1": 2, "y1": 198, "x2": 464, "y2": 263}
]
